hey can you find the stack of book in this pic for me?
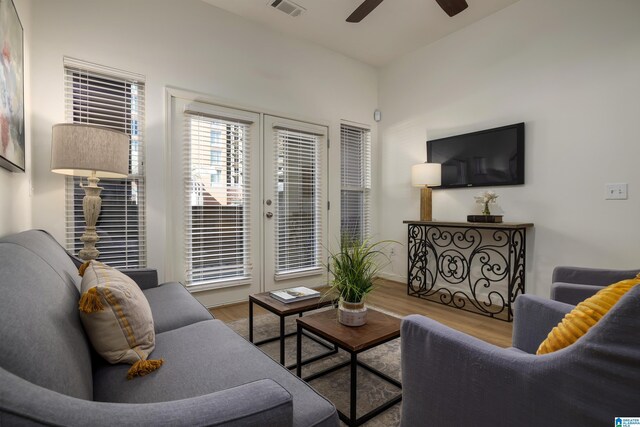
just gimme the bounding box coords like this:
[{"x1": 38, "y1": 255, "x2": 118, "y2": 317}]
[
  {"x1": 269, "y1": 286, "x2": 321, "y2": 303},
  {"x1": 467, "y1": 214, "x2": 503, "y2": 223}
]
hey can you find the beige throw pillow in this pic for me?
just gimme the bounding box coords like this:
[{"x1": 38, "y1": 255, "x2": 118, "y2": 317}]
[{"x1": 78, "y1": 260, "x2": 163, "y2": 379}]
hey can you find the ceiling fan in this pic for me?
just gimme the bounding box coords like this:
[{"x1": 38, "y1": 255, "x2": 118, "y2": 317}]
[{"x1": 346, "y1": 0, "x2": 468, "y2": 23}]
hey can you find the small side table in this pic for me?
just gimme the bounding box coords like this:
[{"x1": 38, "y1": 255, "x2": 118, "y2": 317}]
[
  {"x1": 249, "y1": 292, "x2": 336, "y2": 368},
  {"x1": 296, "y1": 309, "x2": 402, "y2": 427}
]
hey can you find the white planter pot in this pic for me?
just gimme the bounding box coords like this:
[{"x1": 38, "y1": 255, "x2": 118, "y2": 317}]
[{"x1": 338, "y1": 299, "x2": 367, "y2": 327}]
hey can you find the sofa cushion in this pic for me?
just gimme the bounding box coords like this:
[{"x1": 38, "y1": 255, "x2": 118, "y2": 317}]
[
  {"x1": 93, "y1": 319, "x2": 338, "y2": 427},
  {"x1": 143, "y1": 282, "x2": 213, "y2": 333},
  {"x1": 0, "y1": 231, "x2": 93, "y2": 400},
  {"x1": 537, "y1": 275, "x2": 640, "y2": 354},
  {"x1": 80, "y1": 261, "x2": 163, "y2": 379}
]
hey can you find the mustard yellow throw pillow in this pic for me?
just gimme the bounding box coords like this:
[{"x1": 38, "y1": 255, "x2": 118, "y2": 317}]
[
  {"x1": 78, "y1": 261, "x2": 163, "y2": 379},
  {"x1": 537, "y1": 274, "x2": 640, "y2": 355}
]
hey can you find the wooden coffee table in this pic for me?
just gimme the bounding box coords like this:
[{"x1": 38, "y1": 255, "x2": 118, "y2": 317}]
[
  {"x1": 296, "y1": 308, "x2": 402, "y2": 427},
  {"x1": 249, "y1": 291, "x2": 337, "y2": 368}
]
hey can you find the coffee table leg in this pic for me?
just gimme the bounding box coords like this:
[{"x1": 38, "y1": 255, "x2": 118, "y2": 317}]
[
  {"x1": 249, "y1": 299, "x2": 254, "y2": 343},
  {"x1": 296, "y1": 324, "x2": 302, "y2": 377},
  {"x1": 350, "y1": 352, "x2": 357, "y2": 424},
  {"x1": 280, "y1": 315, "x2": 286, "y2": 365}
]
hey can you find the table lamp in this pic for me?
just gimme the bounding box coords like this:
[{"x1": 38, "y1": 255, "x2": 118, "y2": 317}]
[
  {"x1": 411, "y1": 162, "x2": 441, "y2": 221},
  {"x1": 51, "y1": 124, "x2": 129, "y2": 261}
]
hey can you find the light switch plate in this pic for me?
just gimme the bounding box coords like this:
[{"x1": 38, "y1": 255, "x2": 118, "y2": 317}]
[{"x1": 605, "y1": 183, "x2": 628, "y2": 200}]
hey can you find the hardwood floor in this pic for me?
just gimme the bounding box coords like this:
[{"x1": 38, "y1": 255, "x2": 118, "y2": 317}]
[
  {"x1": 210, "y1": 278, "x2": 513, "y2": 348},
  {"x1": 366, "y1": 279, "x2": 513, "y2": 347}
]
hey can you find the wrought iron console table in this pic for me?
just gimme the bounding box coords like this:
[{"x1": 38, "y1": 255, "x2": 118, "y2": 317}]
[{"x1": 404, "y1": 220, "x2": 533, "y2": 321}]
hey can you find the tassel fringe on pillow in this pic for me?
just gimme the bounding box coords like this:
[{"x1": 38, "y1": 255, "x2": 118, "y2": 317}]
[
  {"x1": 78, "y1": 287, "x2": 104, "y2": 313},
  {"x1": 127, "y1": 359, "x2": 164, "y2": 380},
  {"x1": 78, "y1": 261, "x2": 91, "y2": 277}
]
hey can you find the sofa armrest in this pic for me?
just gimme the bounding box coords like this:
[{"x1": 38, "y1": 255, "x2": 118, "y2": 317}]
[
  {"x1": 1, "y1": 369, "x2": 293, "y2": 427},
  {"x1": 120, "y1": 268, "x2": 159, "y2": 290},
  {"x1": 65, "y1": 247, "x2": 159, "y2": 291},
  {"x1": 550, "y1": 282, "x2": 603, "y2": 305},
  {"x1": 552, "y1": 266, "x2": 639, "y2": 286},
  {"x1": 512, "y1": 294, "x2": 574, "y2": 353}
]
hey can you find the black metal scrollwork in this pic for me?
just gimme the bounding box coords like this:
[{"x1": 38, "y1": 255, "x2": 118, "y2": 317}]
[{"x1": 407, "y1": 223, "x2": 527, "y2": 321}]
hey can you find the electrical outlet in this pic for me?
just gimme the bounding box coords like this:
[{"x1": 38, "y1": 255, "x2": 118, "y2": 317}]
[{"x1": 605, "y1": 183, "x2": 628, "y2": 200}]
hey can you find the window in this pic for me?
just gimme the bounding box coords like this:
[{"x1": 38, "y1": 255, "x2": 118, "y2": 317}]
[
  {"x1": 184, "y1": 108, "x2": 254, "y2": 287},
  {"x1": 64, "y1": 58, "x2": 146, "y2": 268},
  {"x1": 210, "y1": 170, "x2": 222, "y2": 184},
  {"x1": 210, "y1": 149, "x2": 222, "y2": 165},
  {"x1": 340, "y1": 124, "x2": 371, "y2": 244}
]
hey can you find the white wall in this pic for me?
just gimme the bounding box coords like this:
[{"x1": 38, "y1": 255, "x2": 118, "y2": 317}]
[
  {"x1": 29, "y1": 0, "x2": 378, "y2": 296},
  {"x1": 26, "y1": 0, "x2": 638, "y2": 303},
  {"x1": 377, "y1": 0, "x2": 640, "y2": 296},
  {"x1": 0, "y1": 0, "x2": 31, "y2": 237}
]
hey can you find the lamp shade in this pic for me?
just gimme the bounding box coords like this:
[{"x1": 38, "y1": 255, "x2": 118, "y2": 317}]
[
  {"x1": 411, "y1": 163, "x2": 441, "y2": 187},
  {"x1": 51, "y1": 124, "x2": 129, "y2": 178}
]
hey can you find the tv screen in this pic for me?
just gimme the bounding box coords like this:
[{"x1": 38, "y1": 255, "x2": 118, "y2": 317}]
[{"x1": 427, "y1": 123, "x2": 525, "y2": 189}]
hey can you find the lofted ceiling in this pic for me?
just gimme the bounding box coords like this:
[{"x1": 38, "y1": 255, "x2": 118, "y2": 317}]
[{"x1": 201, "y1": 0, "x2": 521, "y2": 67}]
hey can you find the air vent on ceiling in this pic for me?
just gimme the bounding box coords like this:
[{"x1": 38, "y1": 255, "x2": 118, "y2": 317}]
[{"x1": 268, "y1": 0, "x2": 306, "y2": 17}]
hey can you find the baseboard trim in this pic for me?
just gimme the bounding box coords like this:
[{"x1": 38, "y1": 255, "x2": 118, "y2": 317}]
[{"x1": 377, "y1": 271, "x2": 406, "y2": 283}]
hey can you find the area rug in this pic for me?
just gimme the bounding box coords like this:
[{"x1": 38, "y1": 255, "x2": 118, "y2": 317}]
[{"x1": 226, "y1": 308, "x2": 403, "y2": 427}]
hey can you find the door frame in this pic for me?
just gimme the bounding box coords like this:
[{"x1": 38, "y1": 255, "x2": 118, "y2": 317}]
[{"x1": 164, "y1": 87, "x2": 332, "y2": 307}]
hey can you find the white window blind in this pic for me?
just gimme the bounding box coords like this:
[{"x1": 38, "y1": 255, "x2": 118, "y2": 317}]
[
  {"x1": 273, "y1": 127, "x2": 323, "y2": 277},
  {"x1": 184, "y1": 110, "x2": 253, "y2": 288},
  {"x1": 64, "y1": 59, "x2": 146, "y2": 268},
  {"x1": 340, "y1": 124, "x2": 371, "y2": 244}
]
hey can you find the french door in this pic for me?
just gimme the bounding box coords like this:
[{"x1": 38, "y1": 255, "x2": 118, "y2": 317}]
[
  {"x1": 263, "y1": 116, "x2": 328, "y2": 292},
  {"x1": 170, "y1": 96, "x2": 327, "y2": 304}
]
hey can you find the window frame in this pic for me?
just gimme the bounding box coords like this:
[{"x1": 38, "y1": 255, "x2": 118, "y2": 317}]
[
  {"x1": 63, "y1": 57, "x2": 147, "y2": 269},
  {"x1": 340, "y1": 123, "x2": 371, "y2": 245}
]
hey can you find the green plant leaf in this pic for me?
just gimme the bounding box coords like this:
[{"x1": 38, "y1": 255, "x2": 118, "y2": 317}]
[{"x1": 325, "y1": 237, "x2": 398, "y2": 303}]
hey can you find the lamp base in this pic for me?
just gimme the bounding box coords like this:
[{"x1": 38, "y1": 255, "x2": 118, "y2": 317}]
[
  {"x1": 79, "y1": 235, "x2": 100, "y2": 261},
  {"x1": 78, "y1": 174, "x2": 103, "y2": 261},
  {"x1": 420, "y1": 186, "x2": 433, "y2": 221}
]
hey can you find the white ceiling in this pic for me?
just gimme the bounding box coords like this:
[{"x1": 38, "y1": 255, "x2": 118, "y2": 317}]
[{"x1": 201, "y1": 0, "x2": 521, "y2": 67}]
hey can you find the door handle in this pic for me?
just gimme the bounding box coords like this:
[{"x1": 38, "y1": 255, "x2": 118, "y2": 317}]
[{"x1": 266, "y1": 212, "x2": 273, "y2": 219}]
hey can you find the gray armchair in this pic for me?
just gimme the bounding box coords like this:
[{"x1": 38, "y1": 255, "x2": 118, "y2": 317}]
[
  {"x1": 551, "y1": 266, "x2": 639, "y2": 305},
  {"x1": 400, "y1": 286, "x2": 640, "y2": 426}
]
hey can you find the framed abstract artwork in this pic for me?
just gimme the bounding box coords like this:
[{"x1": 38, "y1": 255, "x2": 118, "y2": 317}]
[{"x1": 0, "y1": 0, "x2": 24, "y2": 172}]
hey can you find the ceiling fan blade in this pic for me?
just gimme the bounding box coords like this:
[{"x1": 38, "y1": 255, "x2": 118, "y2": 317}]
[
  {"x1": 346, "y1": 0, "x2": 385, "y2": 23},
  {"x1": 435, "y1": 0, "x2": 468, "y2": 17}
]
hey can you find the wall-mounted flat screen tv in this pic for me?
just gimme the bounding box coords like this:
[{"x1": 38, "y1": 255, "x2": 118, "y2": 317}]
[{"x1": 427, "y1": 122, "x2": 525, "y2": 189}]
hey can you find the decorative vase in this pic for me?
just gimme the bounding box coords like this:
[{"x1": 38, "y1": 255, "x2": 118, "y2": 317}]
[
  {"x1": 338, "y1": 298, "x2": 367, "y2": 327},
  {"x1": 482, "y1": 202, "x2": 491, "y2": 215}
]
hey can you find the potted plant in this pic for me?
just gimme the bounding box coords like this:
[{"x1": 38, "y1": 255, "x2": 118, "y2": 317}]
[
  {"x1": 326, "y1": 238, "x2": 394, "y2": 327},
  {"x1": 474, "y1": 190, "x2": 499, "y2": 215}
]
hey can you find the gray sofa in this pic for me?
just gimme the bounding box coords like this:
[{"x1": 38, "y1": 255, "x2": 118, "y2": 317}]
[
  {"x1": 0, "y1": 230, "x2": 338, "y2": 426},
  {"x1": 400, "y1": 267, "x2": 640, "y2": 426}
]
